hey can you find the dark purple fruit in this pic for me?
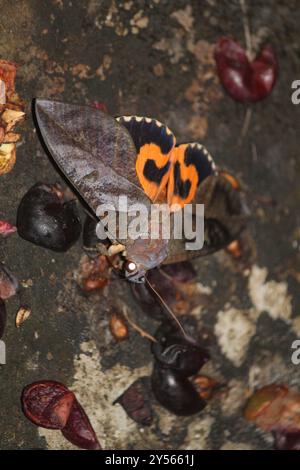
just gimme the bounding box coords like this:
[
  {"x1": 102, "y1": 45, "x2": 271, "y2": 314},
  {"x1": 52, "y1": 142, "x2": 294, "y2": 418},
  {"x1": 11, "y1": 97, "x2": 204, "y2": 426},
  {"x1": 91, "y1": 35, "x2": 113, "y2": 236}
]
[
  {"x1": 151, "y1": 364, "x2": 206, "y2": 416},
  {"x1": 160, "y1": 262, "x2": 196, "y2": 283},
  {"x1": 0, "y1": 299, "x2": 6, "y2": 339},
  {"x1": 114, "y1": 378, "x2": 153, "y2": 426},
  {"x1": 131, "y1": 281, "x2": 165, "y2": 320},
  {"x1": 62, "y1": 399, "x2": 101, "y2": 450},
  {"x1": 17, "y1": 183, "x2": 81, "y2": 252},
  {"x1": 273, "y1": 430, "x2": 300, "y2": 450},
  {"x1": 22, "y1": 381, "x2": 75, "y2": 429},
  {"x1": 152, "y1": 321, "x2": 209, "y2": 377},
  {"x1": 82, "y1": 215, "x2": 110, "y2": 256},
  {"x1": 83, "y1": 215, "x2": 99, "y2": 252}
]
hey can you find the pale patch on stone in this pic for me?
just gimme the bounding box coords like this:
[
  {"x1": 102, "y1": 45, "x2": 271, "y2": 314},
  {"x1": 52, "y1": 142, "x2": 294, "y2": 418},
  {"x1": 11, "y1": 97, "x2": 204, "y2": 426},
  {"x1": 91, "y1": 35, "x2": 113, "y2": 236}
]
[
  {"x1": 221, "y1": 379, "x2": 248, "y2": 416},
  {"x1": 39, "y1": 340, "x2": 152, "y2": 450},
  {"x1": 153, "y1": 34, "x2": 185, "y2": 64},
  {"x1": 215, "y1": 308, "x2": 256, "y2": 367},
  {"x1": 248, "y1": 265, "x2": 292, "y2": 321},
  {"x1": 248, "y1": 355, "x2": 290, "y2": 390},
  {"x1": 0, "y1": 80, "x2": 6, "y2": 105},
  {"x1": 221, "y1": 440, "x2": 253, "y2": 450},
  {"x1": 179, "y1": 415, "x2": 213, "y2": 450},
  {"x1": 292, "y1": 316, "x2": 300, "y2": 336},
  {"x1": 171, "y1": 5, "x2": 194, "y2": 32},
  {"x1": 130, "y1": 10, "x2": 149, "y2": 31},
  {"x1": 195, "y1": 282, "x2": 212, "y2": 296}
]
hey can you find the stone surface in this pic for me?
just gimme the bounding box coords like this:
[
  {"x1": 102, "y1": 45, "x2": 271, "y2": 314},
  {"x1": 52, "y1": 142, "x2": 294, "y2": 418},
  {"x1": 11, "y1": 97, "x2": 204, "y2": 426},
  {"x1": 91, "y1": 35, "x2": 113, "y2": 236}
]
[{"x1": 0, "y1": 0, "x2": 299, "y2": 450}]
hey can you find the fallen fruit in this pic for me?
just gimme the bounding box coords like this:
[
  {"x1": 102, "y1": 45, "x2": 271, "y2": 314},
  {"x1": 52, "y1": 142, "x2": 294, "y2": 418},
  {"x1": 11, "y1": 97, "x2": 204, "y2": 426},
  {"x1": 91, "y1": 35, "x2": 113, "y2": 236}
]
[
  {"x1": 22, "y1": 380, "x2": 101, "y2": 450},
  {"x1": 61, "y1": 399, "x2": 101, "y2": 450},
  {"x1": 152, "y1": 321, "x2": 209, "y2": 377},
  {"x1": 15, "y1": 305, "x2": 32, "y2": 328},
  {"x1": 0, "y1": 263, "x2": 19, "y2": 299},
  {"x1": 151, "y1": 363, "x2": 206, "y2": 416},
  {"x1": 109, "y1": 312, "x2": 129, "y2": 341},
  {"x1": 273, "y1": 430, "x2": 300, "y2": 450},
  {"x1": 22, "y1": 381, "x2": 75, "y2": 429},
  {"x1": 191, "y1": 375, "x2": 220, "y2": 401},
  {"x1": 114, "y1": 378, "x2": 153, "y2": 426},
  {"x1": 17, "y1": 183, "x2": 82, "y2": 252},
  {"x1": 214, "y1": 37, "x2": 277, "y2": 102}
]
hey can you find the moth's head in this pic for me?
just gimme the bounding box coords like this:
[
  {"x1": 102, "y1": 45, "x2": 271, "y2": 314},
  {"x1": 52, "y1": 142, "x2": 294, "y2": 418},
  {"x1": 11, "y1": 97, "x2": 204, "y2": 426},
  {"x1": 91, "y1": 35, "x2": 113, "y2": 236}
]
[
  {"x1": 123, "y1": 260, "x2": 146, "y2": 283},
  {"x1": 123, "y1": 237, "x2": 169, "y2": 283}
]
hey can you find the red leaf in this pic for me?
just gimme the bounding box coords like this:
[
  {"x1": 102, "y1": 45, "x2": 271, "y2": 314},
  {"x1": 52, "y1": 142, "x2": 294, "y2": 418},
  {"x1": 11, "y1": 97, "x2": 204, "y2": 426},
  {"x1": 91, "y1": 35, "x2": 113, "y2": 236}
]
[
  {"x1": 0, "y1": 220, "x2": 17, "y2": 237},
  {"x1": 0, "y1": 60, "x2": 17, "y2": 93},
  {"x1": 22, "y1": 381, "x2": 75, "y2": 429},
  {"x1": 91, "y1": 101, "x2": 107, "y2": 113},
  {"x1": 62, "y1": 399, "x2": 101, "y2": 450},
  {"x1": 22, "y1": 380, "x2": 101, "y2": 449},
  {"x1": 214, "y1": 37, "x2": 278, "y2": 102},
  {"x1": 0, "y1": 263, "x2": 19, "y2": 300}
]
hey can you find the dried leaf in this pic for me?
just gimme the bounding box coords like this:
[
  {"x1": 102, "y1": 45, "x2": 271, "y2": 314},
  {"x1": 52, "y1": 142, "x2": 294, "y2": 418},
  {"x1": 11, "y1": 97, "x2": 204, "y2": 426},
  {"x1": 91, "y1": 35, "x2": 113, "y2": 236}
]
[
  {"x1": 0, "y1": 143, "x2": 16, "y2": 175},
  {"x1": 0, "y1": 60, "x2": 17, "y2": 93},
  {"x1": 16, "y1": 305, "x2": 32, "y2": 327},
  {"x1": 0, "y1": 80, "x2": 6, "y2": 105},
  {"x1": 1, "y1": 108, "x2": 25, "y2": 132},
  {"x1": 109, "y1": 312, "x2": 129, "y2": 341},
  {"x1": 215, "y1": 37, "x2": 277, "y2": 102}
]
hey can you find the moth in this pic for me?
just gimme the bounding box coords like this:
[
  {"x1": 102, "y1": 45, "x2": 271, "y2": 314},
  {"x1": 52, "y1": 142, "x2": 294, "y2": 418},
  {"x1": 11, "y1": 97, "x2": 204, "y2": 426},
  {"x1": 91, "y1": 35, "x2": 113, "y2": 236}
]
[{"x1": 34, "y1": 100, "x2": 248, "y2": 283}]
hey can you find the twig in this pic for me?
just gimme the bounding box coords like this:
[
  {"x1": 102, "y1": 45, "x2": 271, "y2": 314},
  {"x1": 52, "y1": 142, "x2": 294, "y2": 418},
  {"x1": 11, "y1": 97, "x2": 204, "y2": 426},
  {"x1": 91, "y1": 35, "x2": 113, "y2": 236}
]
[
  {"x1": 237, "y1": 107, "x2": 252, "y2": 146},
  {"x1": 123, "y1": 307, "x2": 157, "y2": 343},
  {"x1": 239, "y1": 0, "x2": 253, "y2": 59},
  {"x1": 251, "y1": 142, "x2": 258, "y2": 162}
]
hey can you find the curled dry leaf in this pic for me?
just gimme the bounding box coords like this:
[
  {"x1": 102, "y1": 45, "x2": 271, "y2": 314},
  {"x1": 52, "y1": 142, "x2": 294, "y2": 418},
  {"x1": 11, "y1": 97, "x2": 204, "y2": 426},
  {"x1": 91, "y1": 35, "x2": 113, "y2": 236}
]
[
  {"x1": 0, "y1": 263, "x2": 19, "y2": 299},
  {"x1": 0, "y1": 80, "x2": 5, "y2": 104},
  {"x1": 214, "y1": 37, "x2": 278, "y2": 102},
  {"x1": 22, "y1": 381, "x2": 75, "y2": 429},
  {"x1": 109, "y1": 312, "x2": 129, "y2": 341},
  {"x1": 61, "y1": 399, "x2": 101, "y2": 450},
  {"x1": 22, "y1": 380, "x2": 101, "y2": 450},
  {"x1": 114, "y1": 378, "x2": 153, "y2": 426},
  {"x1": 191, "y1": 375, "x2": 220, "y2": 401},
  {"x1": 226, "y1": 240, "x2": 242, "y2": 259},
  {"x1": 244, "y1": 384, "x2": 300, "y2": 441},
  {"x1": 0, "y1": 60, "x2": 25, "y2": 175},
  {"x1": 15, "y1": 305, "x2": 32, "y2": 327},
  {"x1": 0, "y1": 220, "x2": 17, "y2": 237},
  {"x1": 0, "y1": 60, "x2": 17, "y2": 93},
  {"x1": 0, "y1": 143, "x2": 16, "y2": 175},
  {"x1": 1, "y1": 109, "x2": 25, "y2": 132}
]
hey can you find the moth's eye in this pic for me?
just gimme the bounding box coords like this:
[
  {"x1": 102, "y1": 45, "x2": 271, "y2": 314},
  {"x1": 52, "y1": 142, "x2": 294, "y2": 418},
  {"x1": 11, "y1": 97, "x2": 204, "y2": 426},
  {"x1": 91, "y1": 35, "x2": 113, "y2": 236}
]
[{"x1": 124, "y1": 260, "x2": 137, "y2": 274}]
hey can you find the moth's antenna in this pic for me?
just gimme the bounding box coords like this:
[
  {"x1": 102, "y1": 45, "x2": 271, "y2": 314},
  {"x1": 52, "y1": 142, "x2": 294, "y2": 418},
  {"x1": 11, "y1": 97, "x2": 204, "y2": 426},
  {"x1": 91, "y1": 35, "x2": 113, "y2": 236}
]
[{"x1": 145, "y1": 276, "x2": 189, "y2": 340}]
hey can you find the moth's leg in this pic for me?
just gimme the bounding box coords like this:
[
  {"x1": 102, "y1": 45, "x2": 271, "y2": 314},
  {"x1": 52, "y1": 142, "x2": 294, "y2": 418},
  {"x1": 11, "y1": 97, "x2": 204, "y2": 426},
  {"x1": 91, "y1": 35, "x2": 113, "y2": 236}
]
[{"x1": 107, "y1": 243, "x2": 126, "y2": 256}]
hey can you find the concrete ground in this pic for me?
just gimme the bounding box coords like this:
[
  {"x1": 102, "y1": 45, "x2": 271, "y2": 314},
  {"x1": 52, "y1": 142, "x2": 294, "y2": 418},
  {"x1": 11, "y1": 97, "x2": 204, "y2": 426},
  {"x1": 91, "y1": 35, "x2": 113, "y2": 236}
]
[{"x1": 0, "y1": 0, "x2": 299, "y2": 450}]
